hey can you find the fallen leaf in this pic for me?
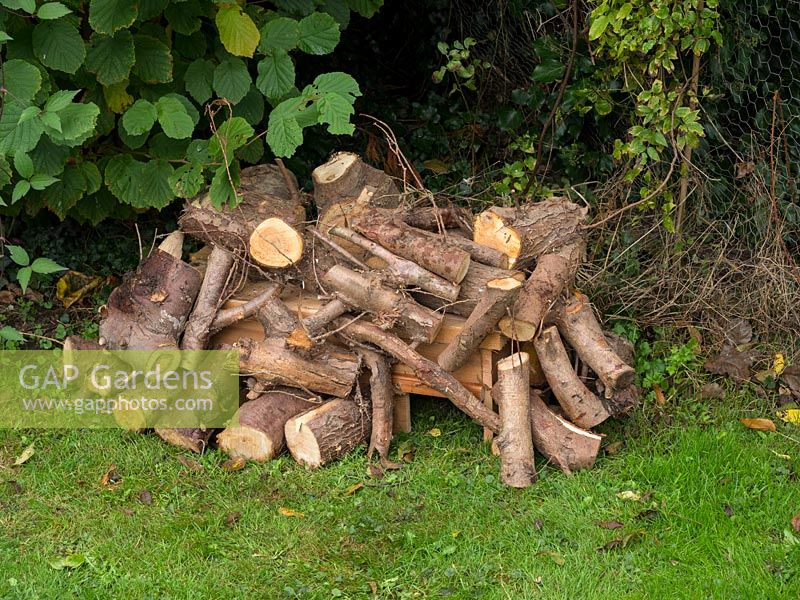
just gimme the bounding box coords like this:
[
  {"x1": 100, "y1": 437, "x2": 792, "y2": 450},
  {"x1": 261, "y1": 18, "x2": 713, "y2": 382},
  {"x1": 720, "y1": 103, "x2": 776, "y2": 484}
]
[
  {"x1": 120, "y1": 507, "x2": 134, "y2": 516},
  {"x1": 225, "y1": 511, "x2": 241, "y2": 526},
  {"x1": 754, "y1": 369, "x2": 777, "y2": 384},
  {"x1": 595, "y1": 520, "x2": 624, "y2": 529},
  {"x1": 422, "y1": 158, "x2": 450, "y2": 174},
  {"x1": 368, "y1": 581, "x2": 378, "y2": 594},
  {"x1": 774, "y1": 353, "x2": 786, "y2": 376},
  {"x1": 781, "y1": 364, "x2": 800, "y2": 397},
  {"x1": 598, "y1": 530, "x2": 646, "y2": 553},
  {"x1": 0, "y1": 290, "x2": 15, "y2": 304},
  {"x1": 777, "y1": 409, "x2": 800, "y2": 424},
  {"x1": 653, "y1": 383, "x2": 666, "y2": 406},
  {"x1": 396, "y1": 441, "x2": 415, "y2": 463},
  {"x1": 705, "y1": 343, "x2": 754, "y2": 380},
  {"x1": 604, "y1": 441, "x2": 623, "y2": 455},
  {"x1": 367, "y1": 463, "x2": 384, "y2": 479},
  {"x1": 50, "y1": 553, "x2": 86, "y2": 570},
  {"x1": 345, "y1": 482, "x2": 364, "y2": 496},
  {"x1": 451, "y1": 530, "x2": 461, "y2": 538},
  {"x1": 139, "y1": 490, "x2": 153, "y2": 505},
  {"x1": 687, "y1": 325, "x2": 703, "y2": 347},
  {"x1": 536, "y1": 550, "x2": 565, "y2": 565},
  {"x1": 791, "y1": 513, "x2": 800, "y2": 533},
  {"x1": 428, "y1": 428, "x2": 441, "y2": 437},
  {"x1": 740, "y1": 418, "x2": 776, "y2": 432},
  {"x1": 221, "y1": 457, "x2": 246, "y2": 472},
  {"x1": 736, "y1": 161, "x2": 755, "y2": 179},
  {"x1": 177, "y1": 455, "x2": 203, "y2": 472},
  {"x1": 6, "y1": 480, "x2": 23, "y2": 495},
  {"x1": 101, "y1": 464, "x2": 122, "y2": 487},
  {"x1": 13, "y1": 443, "x2": 35, "y2": 466},
  {"x1": 724, "y1": 504, "x2": 734, "y2": 517},
  {"x1": 616, "y1": 490, "x2": 641, "y2": 501},
  {"x1": 724, "y1": 318, "x2": 753, "y2": 345},
  {"x1": 700, "y1": 382, "x2": 725, "y2": 400},
  {"x1": 635, "y1": 509, "x2": 660, "y2": 520},
  {"x1": 56, "y1": 271, "x2": 105, "y2": 308},
  {"x1": 278, "y1": 507, "x2": 304, "y2": 518}
]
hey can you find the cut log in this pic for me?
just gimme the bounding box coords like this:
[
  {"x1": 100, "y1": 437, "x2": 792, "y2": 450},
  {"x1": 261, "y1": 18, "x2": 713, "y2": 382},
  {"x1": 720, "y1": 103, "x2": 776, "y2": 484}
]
[
  {"x1": 256, "y1": 295, "x2": 300, "y2": 338},
  {"x1": 209, "y1": 283, "x2": 281, "y2": 334},
  {"x1": 312, "y1": 152, "x2": 400, "y2": 215},
  {"x1": 352, "y1": 212, "x2": 471, "y2": 284},
  {"x1": 493, "y1": 352, "x2": 537, "y2": 487},
  {"x1": 182, "y1": 246, "x2": 236, "y2": 350},
  {"x1": 436, "y1": 233, "x2": 510, "y2": 269},
  {"x1": 235, "y1": 337, "x2": 359, "y2": 397},
  {"x1": 416, "y1": 262, "x2": 526, "y2": 317},
  {"x1": 154, "y1": 427, "x2": 214, "y2": 454},
  {"x1": 321, "y1": 265, "x2": 444, "y2": 343},
  {"x1": 327, "y1": 226, "x2": 460, "y2": 302},
  {"x1": 498, "y1": 241, "x2": 584, "y2": 341},
  {"x1": 529, "y1": 390, "x2": 601, "y2": 475},
  {"x1": 100, "y1": 232, "x2": 202, "y2": 350},
  {"x1": 554, "y1": 292, "x2": 636, "y2": 397},
  {"x1": 179, "y1": 164, "x2": 306, "y2": 268},
  {"x1": 473, "y1": 198, "x2": 588, "y2": 268},
  {"x1": 533, "y1": 326, "x2": 610, "y2": 429},
  {"x1": 337, "y1": 318, "x2": 502, "y2": 433},
  {"x1": 295, "y1": 298, "x2": 349, "y2": 342},
  {"x1": 402, "y1": 204, "x2": 471, "y2": 231},
  {"x1": 437, "y1": 277, "x2": 522, "y2": 372},
  {"x1": 216, "y1": 390, "x2": 319, "y2": 462},
  {"x1": 285, "y1": 399, "x2": 370, "y2": 468},
  {"x1": 358, "y1": 348, "x2": 395, "y2": 463},
  {"x1": 520, "y1": 341, "x2": 549, "y2": 387}
]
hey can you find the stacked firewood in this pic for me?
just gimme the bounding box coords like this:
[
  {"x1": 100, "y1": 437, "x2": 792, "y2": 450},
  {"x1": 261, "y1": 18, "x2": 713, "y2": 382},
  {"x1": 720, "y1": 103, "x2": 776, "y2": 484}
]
[{"x1": 70, "y1": 152, "x2": 639, "y2": 488}]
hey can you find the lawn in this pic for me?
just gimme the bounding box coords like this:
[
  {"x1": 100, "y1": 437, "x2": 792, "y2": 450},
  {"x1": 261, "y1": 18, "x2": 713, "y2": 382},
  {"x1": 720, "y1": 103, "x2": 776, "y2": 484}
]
[{"x1": 0, "y1": 396, "x2": 799, "y2": 599}]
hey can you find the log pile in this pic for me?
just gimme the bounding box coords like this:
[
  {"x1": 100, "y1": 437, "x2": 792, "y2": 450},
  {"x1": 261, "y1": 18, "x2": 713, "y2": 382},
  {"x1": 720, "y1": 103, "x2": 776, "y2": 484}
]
[{"x1": 76, "y1": 152, "x2": 638, "y2": 486}]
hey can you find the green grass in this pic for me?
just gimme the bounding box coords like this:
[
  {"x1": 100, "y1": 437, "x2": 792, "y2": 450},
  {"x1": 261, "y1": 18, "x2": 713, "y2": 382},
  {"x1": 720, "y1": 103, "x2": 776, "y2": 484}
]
[{"x1": 1, "y1": 398, "x2": 799, "y2": 600}]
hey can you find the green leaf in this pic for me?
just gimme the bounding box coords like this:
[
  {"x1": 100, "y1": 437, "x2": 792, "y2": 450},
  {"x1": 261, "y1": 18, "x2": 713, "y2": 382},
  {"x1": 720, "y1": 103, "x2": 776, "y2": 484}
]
[
  {"x1": 208, "y1": 162, "x2": 240, "y2": 209},
  {"x1": 216, "y1": 5, "x2": 260, "y2": 58},
  {"x1": 6, "y1": 245, "x2": 30, "y2": 266},
  {"x1": 213, "y1": 57, "x2": 251, "y2": 104},
  {"x1": 49, "y1": 554, "x2": 86, "y2": 570},
  {"x1": 133, "y1": 35, "x2": 173, "y2": 83},
  {"x1": 121, "y1": 99, "x2": 157, "y2": 136},
  {"x1": 208, "y1": 116, "x2": 253, "y2": 159},
  {"x1": 164, "y1": 93, "x2": 200, "y2": 126},
  {"x1": 256, "y1": 51, "x2": 295, "y2": 99},
  {"x1": 12, "y1": 180, "x2": 31, "y2": 203},
  {"x1": 186, "y1": 139, "x2": 211, "y2": 165},
  {"x1": 3, "y1": 59, "x2": 41, "y2": 102},
  {"x1": 80, "y1": 162, "x2": 102, "y2": 194},
  {"x1": 297, "y1": 12, "x2": 340, "y2": 55},
  {"x1": 320, "y1": 0, "x2": 350, "y2": 29},
  {"x1": 313, "y1": 71, "x2": 360, "y2": 100},
  {"x1": 37, "y1": 2, "x2": 72, "y2": 19},
  {"x1": 138, "y1": 159, "x2": 175, "y2": 208},
  {"x1": 18, "y1": 106, "x2": 40, "y2": 124},
  {"x1": 29, "y1": 174, "x2": 59, "y2": 190},
  {"x1": 259, "y1": 17, "x2": 299, "y2": 52},
  {"x1": 16, "y1": 267, "x2": 32, "y2": 293},
  {"x1": 267, "y1": 101, "x2": 303, "y2": 157},
  {"x1": 148, "y1": 133, "x2": 190, "y2": 160},
  {"x1": 137, "y1": 0, "x2": 168, "y2": 20},
  {"x1": 0, "y1": 32, "x2": 12, "y2": 43},
  {"x1": 232, "y1": 88, "x2": 265, "y2": 126},
  {"x1": 15, "y1": 0, "x2": 35, "y2": 13},
  {"x1": 532, "y1": 60, "x2": 565, "y2": 83},
  {"x1": 184, "y1": 59, "x2": 215, "y2": 104},
  {"x1": 30, "y1": 136, "x2": 69, "y2": 176},
  {"x1": 103, "y1": 81, "x2": 134, "y2": 113},
  {"x1": 46, "y1": 103, "x2": 99, "y2": 145},
  {"x1": 168, "y1": 163, "x2": 204, "y2": 198},
  {"x1": 348, "y1": 0, "x2": 382, "y2": 18},
  {"x1": 317, "y1": 91, "x2": 354, "y2": 135},
  {"x1": 236, "y1": 136, "x2": 264, "y2": 164},
  {"x1": 0, "y1": 102, "x2": 43, "y2": 155},
  {"x1": 118, "y1": 125, "x2": 149, "y2": 149},
  {"x1": 0, "y1": 326, "x2": 24, "y2": 342},
  {"x1": 165, "y1": 1, "x2": 203, "y2": 35},
  {"x1": 13, "y1": 152, "x2": 34, "y2": 178},
  {"x1": 0, "y1": 157, "x2": 11, "y2": 187},
  {"x1": 32, "y1": 20, "x2": 86, "y2": 74},
  {"x1": 30, "y1": 257, "x2": 67, "y2": 274},
  {"x1": 588, "y1": 14, "x2": 610, "y2": 41},
  {"x1": 89, "y1": 0, "x2": 138, "y2": 35},
  {"x1": 85, "y1": 31, "x2": 135, "y2": 85},
  {"x1": 156, "y1": 96, "x2": 194, "y2": 139},
  {"x1": 105, "y1": 154, "x2": 140, "y2": 203},
  {"x1": 45, "y1": 90, "x2": 80, "y2": 113},
  {"x1": 41, "y1": 165, "x2": 86, "y2": 217}
]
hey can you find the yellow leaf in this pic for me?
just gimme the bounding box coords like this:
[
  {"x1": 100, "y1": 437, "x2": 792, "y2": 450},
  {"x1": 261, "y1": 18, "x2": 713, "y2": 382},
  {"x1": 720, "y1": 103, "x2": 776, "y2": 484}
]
[
  {"x1": 345, "y1": 482, "x2": 364, "y2": 496},
  {"x1": 216, "y1": 6, "x2": 260, "y2": 58},
  {"x1": 616, "y1": 490, "x2": 641, "y2": 501},
  {"x1": 777, "y1": 409, "x2": 800, "y2": 424},
  {"x1": 428, "y1": 428, "x2": 441, "y2": 437},
  {"x1": 422, "y1": 159, "x2": 450, "y2": 174},
  {"x1": 103, "y1": 80, "x2": 134, "y2": 114},
  {"x1": 774, "y1": 353, "x2": 786, "y2": 376},
  {"x1": 278, "y1": 507, "x2": 305, "y2": 518},
  {"x1": 754, "y1": 369, "x2": 774, "y2": 383},
  {"x1": 56, "y1": 271, "x2": 106, "y2": 309},
  {"x1": 13, "y1": 443, "x2": 35, "y2": 466},
  {"x1": 740, "y1": 418, "x2": 776, "y2": 431}
]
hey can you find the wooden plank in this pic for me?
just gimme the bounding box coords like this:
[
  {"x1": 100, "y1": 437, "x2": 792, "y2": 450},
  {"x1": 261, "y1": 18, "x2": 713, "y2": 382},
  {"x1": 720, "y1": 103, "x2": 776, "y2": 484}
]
[
  {"x1": 481, "y1": 348, "x2": 494, "y2": 442},
  {"x1": 392, "y1": 393, "x2": 411, "y2": 433}
]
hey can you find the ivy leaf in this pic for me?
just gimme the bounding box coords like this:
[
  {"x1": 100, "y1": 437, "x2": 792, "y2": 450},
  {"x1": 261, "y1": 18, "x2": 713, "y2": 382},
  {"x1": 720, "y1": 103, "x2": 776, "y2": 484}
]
[
  {"x1": 297, "y1": 12, "x2": 340, "y2": 55},
  {"x1": 168, "y1": 164, "x2": 204, "y2": 199},
  {"x1": 45, "y1": 90, "x2": 80, "y2": 113},
  {"x1": 13, "y1": 152, "x2": 34, "y2": 179},
  {"x1": 532, "y1": 59, "x2": 565, "y2": 83},
  {"x1": 156, "y1": 97, "x2": 194, "y2": 139},
  {"x1": 317, "y1": 91, "x2": 354, "y2": 135},
  {"x1": 216, "y1": 5, "x2": 260, "y2": 58},
  {"x1": 37, "y1": 2, "x2": 71, "y2": 19},
  {"x1": 89, "y1": 0, "x2": 138, "y2": 35},
  {"x1": 184, "y1": 59, "x2": 215, "y2": 104},
  {"x1": 267, "y1": 100, "x2": 303, "y2": 157},
  {"x1": 313, "y1": 71, "x2": 361, "y2": 100},
  {"x1": 133, "y1": 35, "x2": 173, "y2": 83},
  {"x1": 213, "y1": 57, "x2": 251, "y2": 104},
  {"x1": 208, "y1": 116, "x2": 253, "y2": 159},
  {"x1": 29, "y1": 174, "x2": 59, "y2": 191},
  {"x1": 259, "y1": 17, "x2": 299, "y2": 52},
  {"x1": 32, "y1": 20, "x2": 86, "y2": 74},
  {"x1": 3, "y1": 59, "x2": 42, "y2": 102},
  {"x1": 0, "y1": 102, "x2": 44, "y2": 155},
  {"x1": 85, "y1": 31, "x2": 135, "y2": 85},
  {"x1": 121, "y1": 99, "x2": 157, "y2": 136},
  {"x1": 256, "y1": 51, "x2": 295, "y2": 99}
]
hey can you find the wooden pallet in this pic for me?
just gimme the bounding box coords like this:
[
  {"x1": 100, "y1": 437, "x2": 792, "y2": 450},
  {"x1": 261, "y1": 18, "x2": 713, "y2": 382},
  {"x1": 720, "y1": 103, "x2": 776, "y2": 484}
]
[{"x1": 212, "y1": 283, "x2": 515, "y2": 437}]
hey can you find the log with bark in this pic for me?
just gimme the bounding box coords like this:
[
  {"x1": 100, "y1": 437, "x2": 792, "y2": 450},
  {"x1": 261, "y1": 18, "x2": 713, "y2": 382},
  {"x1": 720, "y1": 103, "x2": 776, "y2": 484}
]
[
  {"x1": 179, "y1": 163, "x2": 306, "y2": 268},
  {"x1": 312, "y1": 152, "x2": 400, "y2": 216},
  {"x1": 154, "y1": 427, "x2": 215, "y2": 454},
  {"x1": 216, "y1": 389, "x2": 320, "y2": 462},
  {"x1": 493, "y1": 352, "x2": 537, "y2": 487},
  {"x1": 358, "y1": 348, "x2": 395, "y2": 464},
  {"x1": 285, "y1": 398, "x2": 370, "y2": 468},
  {"x1": 401, "y1": 204, "x2": 471, "y2": 232}
]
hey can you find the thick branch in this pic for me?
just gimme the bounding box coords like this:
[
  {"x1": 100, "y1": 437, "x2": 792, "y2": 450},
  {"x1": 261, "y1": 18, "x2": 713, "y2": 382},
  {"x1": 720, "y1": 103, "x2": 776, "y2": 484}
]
[{"x1": 182, "y1": 246, "x2": 235, "y2": 350}]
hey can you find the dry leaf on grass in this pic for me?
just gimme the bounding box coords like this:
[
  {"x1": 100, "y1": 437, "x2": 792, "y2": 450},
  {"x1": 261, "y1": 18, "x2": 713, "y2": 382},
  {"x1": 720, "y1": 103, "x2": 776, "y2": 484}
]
[
  {"x1": 777, "y1": 409, "x2": 800, "y2": 424},
  {"x1": 177, "y1": 455, "x2": 203, "y2": 472},
  {"x1": 221, "y1": 457, "x2": 246, "y2": 472},
  {"x1": 740, "y1": 418, "x2": 776, "y2": 432},
  {"x1": 12, "y1": 443, "x2": 35, "y2": 467},
  {"x1": 101, "y1": 464, "x2": 122, "y2": 487},
  {"x1": 705, "y1": 344, "x2": 754, "y2": 380},
  {"x1": 791, "y1": 512, "x2": 800, "y2": 533},
  {"x1": 594, "y1": 520, "x2": 624, "y2": 529},
  {"x1": 345, "y1": 482, "x2": 364, "y2": 496},
  {"x1": 278, "y1": 507, "x2": 304, "y2": 518},
  {"x1": 139, "y1": 490, "x2": 153, "y2": 505},
  {"x1": 616, "y1": 490, "x2": 641, "y2": 501},
  {"x1": 724, "y1": 317, "x2": 753, "y2": 346}
]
